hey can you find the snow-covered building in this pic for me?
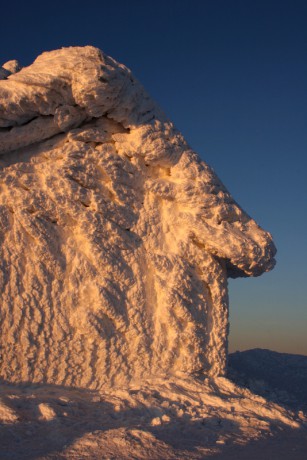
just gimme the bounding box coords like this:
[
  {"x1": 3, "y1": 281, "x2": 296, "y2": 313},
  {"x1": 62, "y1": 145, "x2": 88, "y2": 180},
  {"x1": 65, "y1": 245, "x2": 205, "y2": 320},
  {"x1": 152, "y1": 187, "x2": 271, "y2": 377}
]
[{"x1": 0, "y1": 47, "x2": 276, "y2": 388}]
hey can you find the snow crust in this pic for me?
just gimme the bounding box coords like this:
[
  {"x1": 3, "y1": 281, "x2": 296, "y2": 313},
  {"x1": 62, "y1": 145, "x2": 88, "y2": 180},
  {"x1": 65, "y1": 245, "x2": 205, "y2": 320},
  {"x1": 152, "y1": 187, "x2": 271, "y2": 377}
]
[
  {"x1": 0, "y1": 365, "x2": 305, "y2": 459},
  {"x1": 0, "y1": 46, "x2": 276, "y2": 388}
]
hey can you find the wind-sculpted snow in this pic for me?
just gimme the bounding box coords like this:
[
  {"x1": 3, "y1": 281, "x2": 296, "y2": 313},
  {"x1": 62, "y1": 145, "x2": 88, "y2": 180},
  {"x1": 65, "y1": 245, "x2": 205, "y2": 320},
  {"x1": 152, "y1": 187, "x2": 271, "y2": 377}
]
[{"x1": 0, "y1": 47, "x2": 276, "y2": 388}]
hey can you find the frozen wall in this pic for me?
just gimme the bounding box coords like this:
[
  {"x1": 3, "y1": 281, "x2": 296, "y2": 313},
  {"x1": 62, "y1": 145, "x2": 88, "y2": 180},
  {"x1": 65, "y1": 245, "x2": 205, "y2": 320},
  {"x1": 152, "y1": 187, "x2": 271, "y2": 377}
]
[{"x1": 0, "y1": 47, "x2": 276, "y2": 388}]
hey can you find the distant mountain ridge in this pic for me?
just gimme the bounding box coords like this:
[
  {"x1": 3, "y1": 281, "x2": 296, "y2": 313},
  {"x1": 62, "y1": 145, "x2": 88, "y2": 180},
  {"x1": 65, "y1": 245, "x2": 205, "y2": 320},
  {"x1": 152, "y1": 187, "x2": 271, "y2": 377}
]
[{"x1": 229, "y1": 348, "x2": 307, "y2": 410}]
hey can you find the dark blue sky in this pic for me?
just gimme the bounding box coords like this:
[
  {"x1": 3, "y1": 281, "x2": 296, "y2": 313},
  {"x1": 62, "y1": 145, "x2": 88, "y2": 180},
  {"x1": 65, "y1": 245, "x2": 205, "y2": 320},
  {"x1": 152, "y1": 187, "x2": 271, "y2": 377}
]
[{"x1": 1, "y1": 0, "x2": 306, "y2": 354}]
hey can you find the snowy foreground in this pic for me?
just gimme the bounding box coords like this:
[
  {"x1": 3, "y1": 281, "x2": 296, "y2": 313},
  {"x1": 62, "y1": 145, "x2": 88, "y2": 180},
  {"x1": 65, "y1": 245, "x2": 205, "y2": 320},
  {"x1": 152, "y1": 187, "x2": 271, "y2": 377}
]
[{"x1": 0, "y1": 349, "x2": 306, "y2": 459}]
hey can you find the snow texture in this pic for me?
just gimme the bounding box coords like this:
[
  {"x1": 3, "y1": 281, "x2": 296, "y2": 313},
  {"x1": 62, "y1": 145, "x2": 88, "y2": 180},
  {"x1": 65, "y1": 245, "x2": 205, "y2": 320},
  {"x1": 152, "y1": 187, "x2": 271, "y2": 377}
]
[
  {"x1": 0, "y1": 350, "x2": 306, "y2": 459},
  {"x1": 0, "y1": 46, "x2": 276, "y2": 389}
]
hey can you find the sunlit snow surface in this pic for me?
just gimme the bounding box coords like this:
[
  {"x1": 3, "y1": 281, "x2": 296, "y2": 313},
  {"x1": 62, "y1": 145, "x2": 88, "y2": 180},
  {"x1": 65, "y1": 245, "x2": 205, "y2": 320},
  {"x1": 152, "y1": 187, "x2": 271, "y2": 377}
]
[
  {"x1": 0, "y1": 47, "x2": 275, "y2": 386},
  {"x1": 0, "y1": 350, "x2": 306, "y2": 459}
]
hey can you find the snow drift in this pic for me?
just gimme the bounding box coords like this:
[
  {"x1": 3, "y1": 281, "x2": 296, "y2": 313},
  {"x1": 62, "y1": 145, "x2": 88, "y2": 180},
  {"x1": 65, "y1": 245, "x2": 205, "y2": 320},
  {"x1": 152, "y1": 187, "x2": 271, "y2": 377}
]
[{"x1": 0, "y1": 46, "x2": 276, "y2": 388}]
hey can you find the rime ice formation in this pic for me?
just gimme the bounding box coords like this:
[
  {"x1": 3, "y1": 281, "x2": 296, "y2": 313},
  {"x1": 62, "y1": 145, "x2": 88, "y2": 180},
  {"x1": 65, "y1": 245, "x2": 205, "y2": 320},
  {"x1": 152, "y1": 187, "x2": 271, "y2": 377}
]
[{"x1": 0, "y1": 47, "x2": 276, "y2": 389}]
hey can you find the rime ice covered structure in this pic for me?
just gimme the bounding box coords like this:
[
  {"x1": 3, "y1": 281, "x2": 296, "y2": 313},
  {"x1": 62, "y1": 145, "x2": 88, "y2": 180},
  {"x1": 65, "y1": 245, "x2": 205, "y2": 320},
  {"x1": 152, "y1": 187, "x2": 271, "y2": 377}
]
[{"x1": 0, "y1": 47, "x2": 276, "y2": 388}]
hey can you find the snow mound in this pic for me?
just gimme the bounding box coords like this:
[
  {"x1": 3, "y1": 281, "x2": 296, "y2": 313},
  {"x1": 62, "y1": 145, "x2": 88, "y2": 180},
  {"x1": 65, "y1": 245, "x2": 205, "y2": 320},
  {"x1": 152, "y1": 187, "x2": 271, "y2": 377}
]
[
  {"x1": 0, "y1": 46, "x2": 276, "y2": 388},
  {"x1": 0, "y1": 369, "x2": 305, "y2": 459}
]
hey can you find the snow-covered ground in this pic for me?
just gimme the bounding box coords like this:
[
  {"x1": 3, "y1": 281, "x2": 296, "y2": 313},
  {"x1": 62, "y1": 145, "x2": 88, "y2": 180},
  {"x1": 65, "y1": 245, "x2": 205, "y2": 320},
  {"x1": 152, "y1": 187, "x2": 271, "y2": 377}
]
[{"x1": 0, "y1": 349, "x2": 306, "y2": 459}]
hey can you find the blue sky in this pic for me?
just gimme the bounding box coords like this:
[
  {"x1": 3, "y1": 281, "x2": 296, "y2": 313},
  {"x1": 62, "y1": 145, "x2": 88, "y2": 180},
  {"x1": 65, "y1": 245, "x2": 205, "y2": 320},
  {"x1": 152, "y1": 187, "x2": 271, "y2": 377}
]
[{"x1": 1, "y1": 0, "x2": 306, "y2": 354}]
